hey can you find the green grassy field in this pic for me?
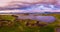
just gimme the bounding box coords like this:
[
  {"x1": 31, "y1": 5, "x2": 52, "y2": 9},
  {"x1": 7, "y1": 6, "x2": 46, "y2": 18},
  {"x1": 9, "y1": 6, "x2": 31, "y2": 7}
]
[{"x1": 0, "y1": 14, "x2": 60, "y2": 32}]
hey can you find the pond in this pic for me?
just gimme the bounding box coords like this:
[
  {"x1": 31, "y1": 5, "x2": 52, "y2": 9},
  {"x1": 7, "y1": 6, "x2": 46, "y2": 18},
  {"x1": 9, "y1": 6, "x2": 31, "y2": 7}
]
[{"x1": 18, "y1": 16, "x2": 56, "y2": 23}]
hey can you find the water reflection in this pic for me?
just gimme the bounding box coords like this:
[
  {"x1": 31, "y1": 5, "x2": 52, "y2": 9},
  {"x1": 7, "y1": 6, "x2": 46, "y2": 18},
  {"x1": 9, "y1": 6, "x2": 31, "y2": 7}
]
[{"x1": 18, "y1": 16, "x2": 56, "y2": 23}]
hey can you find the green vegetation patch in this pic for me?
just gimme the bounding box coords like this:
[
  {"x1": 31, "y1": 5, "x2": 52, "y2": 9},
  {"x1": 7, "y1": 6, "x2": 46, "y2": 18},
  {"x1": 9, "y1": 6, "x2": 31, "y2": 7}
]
[{"x1": 0, "y1": 14, "x2": 59, "y2": 32}]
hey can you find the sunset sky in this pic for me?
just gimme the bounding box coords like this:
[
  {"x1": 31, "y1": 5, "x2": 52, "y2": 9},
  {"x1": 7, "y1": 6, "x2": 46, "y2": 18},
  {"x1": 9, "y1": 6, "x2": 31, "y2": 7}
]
[{"x1": 0, "y1": 0, "x2": 60, "y2": 13}]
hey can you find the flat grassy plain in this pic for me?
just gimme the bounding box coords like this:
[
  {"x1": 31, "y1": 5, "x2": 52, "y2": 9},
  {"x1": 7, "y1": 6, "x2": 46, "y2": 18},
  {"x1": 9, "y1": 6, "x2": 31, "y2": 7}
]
[{"x1": 0, "y1": 14, "x2": 60, "y2": 32}]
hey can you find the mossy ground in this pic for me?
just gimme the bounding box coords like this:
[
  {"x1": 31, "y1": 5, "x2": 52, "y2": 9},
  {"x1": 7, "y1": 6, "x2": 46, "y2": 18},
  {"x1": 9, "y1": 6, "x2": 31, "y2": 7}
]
[{"x1": 0, "y1": 14, "x2": 60, "y2": 32}]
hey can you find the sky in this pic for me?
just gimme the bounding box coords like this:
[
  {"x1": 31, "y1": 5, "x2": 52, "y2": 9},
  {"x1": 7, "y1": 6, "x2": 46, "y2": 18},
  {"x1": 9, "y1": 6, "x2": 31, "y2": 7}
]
[{"x1": 0, "y1": 0, "x2": 60, "y2": 13}]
